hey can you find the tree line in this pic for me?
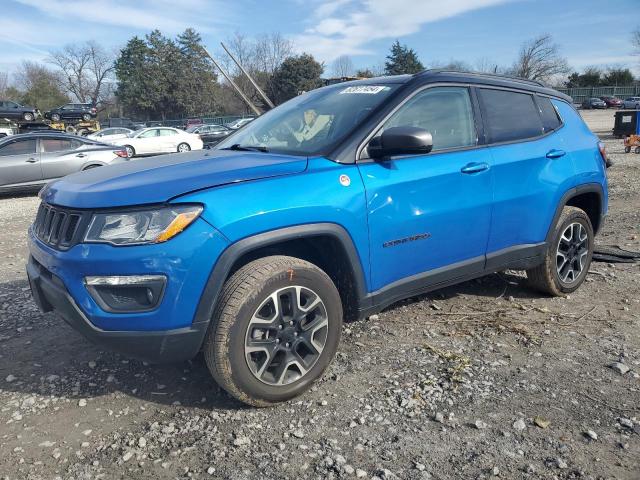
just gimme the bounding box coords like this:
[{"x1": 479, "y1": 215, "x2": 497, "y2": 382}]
[{"x1": 1, "y1": 26, "x2": 639, "y2": 121}]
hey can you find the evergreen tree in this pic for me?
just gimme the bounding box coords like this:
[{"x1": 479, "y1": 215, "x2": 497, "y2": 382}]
[
  {"x1": 269, "y1": 54, "x2": 324, "y2": 104},
  {"x1": 384, "y1": 40, "x2": 424, "y2": 75}
]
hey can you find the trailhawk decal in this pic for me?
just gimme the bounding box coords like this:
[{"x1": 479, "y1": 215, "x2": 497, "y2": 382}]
[{"x1": 383, "y1": 233, "x2": 432, "y2": 248}]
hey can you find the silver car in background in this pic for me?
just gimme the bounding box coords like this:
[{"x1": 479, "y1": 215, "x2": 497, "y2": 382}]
[
  {"x1": 622, "y1": 97, "x2": 640, "y2": 109},
  {"x1": 0, "y1": 132, "x2": 129, "y2": 194}
]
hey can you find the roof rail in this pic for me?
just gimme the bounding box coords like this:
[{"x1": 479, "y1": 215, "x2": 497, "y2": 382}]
[{"x1": 415, "y1": 69, "x2": 547, "y2": 88}]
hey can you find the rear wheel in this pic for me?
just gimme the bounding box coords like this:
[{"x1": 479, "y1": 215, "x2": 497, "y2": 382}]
[
  {"x1": 124, "y1": 145, "x2": 135, "y2": 158},
  {"x1": 203, "y1": 255, "x2": 343, "y2": 407},
  {"x1": 22, "y1": 112, "x2": 34, "y2": 122},
  {"x1": 177, "y1": 142, "x2": 191, "y2": 153},
  {"x1": 526, "y1": 207, "x2": 594, "y2": 296},
  {"x1": 81, "y1": 113, "x2": 91, "y2": 121},
  {"x1": 635, "y1": 146, "x2": 640, "y2": 154},
  {"x1": 625, "y1": 146, "x2": 632, "y2": 153},
  {"x1": 51, "y1": 113, "x2": 61, "y2": 122}
]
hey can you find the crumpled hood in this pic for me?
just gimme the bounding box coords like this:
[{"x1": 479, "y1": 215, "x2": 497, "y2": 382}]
[{"x1": 41, "y1": 149, "x2": 308, "y2": 209}]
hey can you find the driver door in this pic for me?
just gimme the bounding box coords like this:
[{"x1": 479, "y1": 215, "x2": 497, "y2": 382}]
[{"x1": 357, "y1": 86, "x2": 493, "y2": 292}]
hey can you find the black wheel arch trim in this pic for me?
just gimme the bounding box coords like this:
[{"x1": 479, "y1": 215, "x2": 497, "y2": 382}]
[
  {"x1": 192, "y1": 223, "x2": 368, "y2": 328},
  {"x1": 545, "y1": 183, "x2": 605, "y2": 244}
]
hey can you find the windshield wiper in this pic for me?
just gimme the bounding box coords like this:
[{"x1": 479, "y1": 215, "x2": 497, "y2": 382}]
[{"x1": 221, "y1": 143, "x2": 269, "y2": 153}]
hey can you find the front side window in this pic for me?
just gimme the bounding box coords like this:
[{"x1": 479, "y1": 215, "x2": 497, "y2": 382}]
[
  {"x1": 381, "y1": 86, "x2": 476, "y2": 151},
  {"x1": 0, "y1": 139, "x2": 37, "y2": 156},
  {"x1": 479, "y1": 89, "x2": 543, "y2": 143},
  {"x1": 216, "y1": 83, "x2": 399, "y2": 156}
]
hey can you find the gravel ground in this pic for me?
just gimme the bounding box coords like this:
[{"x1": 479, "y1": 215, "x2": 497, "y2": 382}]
[{"x1": 0, "y1": 109, "x2": 638, "y2": 480}]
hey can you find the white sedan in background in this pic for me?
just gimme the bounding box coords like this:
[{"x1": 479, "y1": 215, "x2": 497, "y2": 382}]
[
  {"x1": 108, "y1": 127, "x2": 204, "y2": 158},
  {"x1": 86, "y1": 127, "x2": 133, "y2": 143}
]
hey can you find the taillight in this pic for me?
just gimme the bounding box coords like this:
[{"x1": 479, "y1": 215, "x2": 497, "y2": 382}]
[
  {"x1": 597, "y1": 141, "x2": 609, "y2": 167},
  {"x1": 91, "y1": 108, "x2": 97, "y2": 114},
  {"x1": 114, "y1": 149, "x2": 128, "y2": 158}
]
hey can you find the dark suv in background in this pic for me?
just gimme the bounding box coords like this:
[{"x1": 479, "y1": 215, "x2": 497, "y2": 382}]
[
  {"x1": 0, "y1": 100, "x2": 39, "y2": 121},
  {"x1": 44, "y1": 103, "x2": 97, "y2": 122}
]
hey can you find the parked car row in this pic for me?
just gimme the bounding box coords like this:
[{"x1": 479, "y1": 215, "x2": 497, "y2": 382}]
[
  {"x1": 581, "y1": 96, "x2": 640, "y2": 110},
  {"x1": 1, "y1": 100, "x2": 99, "y2": 122},
  {"x1": 0, "y1": 132, "x2": 128, "y2": 194}
]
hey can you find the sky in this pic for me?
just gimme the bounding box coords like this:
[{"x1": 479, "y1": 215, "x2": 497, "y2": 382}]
[{"x1": 2, "y1": 0, "x2": 639, "y2": 77}]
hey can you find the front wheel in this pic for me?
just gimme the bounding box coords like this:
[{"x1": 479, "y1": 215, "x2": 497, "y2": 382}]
[
  {"x1": 177, "y1": 142, "x2": 191, "y2": 153},
  {"x1": 203, "y1": 256, "x2": 343, "y2": 407},
  {"x1": 23, "y1": 112, "x2": 34, "y2": 122},
  {"x1": 526, "y1": 206, "x2": 594, "y2": 296},
  {"x1": 81, "y1": 113, "x2": 91, "y2": 121},
  {"x1": 625, "y1": 146, "x2": 632, "y2": 153},
  {"x1": 51, "y1": 113, "x2": 61, "y2": 122}
]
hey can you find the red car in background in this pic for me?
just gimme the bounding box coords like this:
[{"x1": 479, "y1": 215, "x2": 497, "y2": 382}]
[{"x1": 599, "y1": 96, "x2": 623, "y2": 108}]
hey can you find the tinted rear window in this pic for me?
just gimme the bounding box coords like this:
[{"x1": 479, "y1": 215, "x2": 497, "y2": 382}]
[
  {"x1": 479, "y1": 89, "x2": 543, "y2": 143},
  {"x1": 538, "y1": 97, "x2": 562, "y2": 132}
]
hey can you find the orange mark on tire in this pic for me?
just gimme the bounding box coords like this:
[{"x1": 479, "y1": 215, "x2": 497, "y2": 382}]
[{"x1": 287, "y1": 269, "x2": 294, "y2": 281}]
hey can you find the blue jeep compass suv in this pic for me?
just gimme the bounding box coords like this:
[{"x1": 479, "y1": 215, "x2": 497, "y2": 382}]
[{"x1": 27, "y1": 71, "x2": 608, "y2": 406}]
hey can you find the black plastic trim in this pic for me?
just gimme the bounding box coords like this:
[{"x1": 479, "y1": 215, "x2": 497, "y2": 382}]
[
  {"x1": 485, "y1": 243, "x2": 547, "y2": 271},
  {"x1": 360, "y1": 255, "x2": 485, "y2": 316},
  {"x1": 546, "y1": 183, "x2": 605, "y2": 242},
  {"x1": 27, "y1": 256, "x2": 205, "y2": 364},
  {"x1": 192, "y1": 223, "x2": 368, "y2": 326}
]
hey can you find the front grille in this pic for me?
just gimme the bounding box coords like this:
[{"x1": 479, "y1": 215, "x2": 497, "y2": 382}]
[{"x1": 33, "y1": 203, "x2": 89, "y2": 250}]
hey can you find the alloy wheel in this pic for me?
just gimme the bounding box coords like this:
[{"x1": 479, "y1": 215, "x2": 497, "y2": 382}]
[
  {"x1": 244, "y1": 286, "x2": 329, "y2": 386},
  {"x1": 556, "y1": 222, "x2": 589, "y2": 284}
]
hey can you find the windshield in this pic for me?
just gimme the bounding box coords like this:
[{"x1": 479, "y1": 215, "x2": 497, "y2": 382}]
[{"x1": 216, "y1": 83, "x2": 399, "y2": 156}]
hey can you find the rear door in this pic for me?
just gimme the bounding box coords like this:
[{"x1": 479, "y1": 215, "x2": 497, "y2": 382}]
[
  {"x1": 159, "y1": 128, "x2": 179, "y2": 152},
  {"x1": 478, "y1": 88, "x2": 576, "y2": 264},
  {"x1": 0, "y1": 138, "x2": 41, "y2": 188},
  {"x1": 39, "y1": 136, "x2": 85, "y2": 180}
]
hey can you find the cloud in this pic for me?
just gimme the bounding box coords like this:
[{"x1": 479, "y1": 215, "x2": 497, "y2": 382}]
[
  {"x1": 292, "y1": 0, "x2": 511, "y2": 62},
  {"x1": 12, "y1": 0, "x2": 234, "y2": 34}
]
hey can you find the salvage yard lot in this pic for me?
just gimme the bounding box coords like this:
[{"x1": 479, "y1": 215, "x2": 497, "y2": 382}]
[{"x1": 0, "y1": 109, "x2": 638, "y2": 480}]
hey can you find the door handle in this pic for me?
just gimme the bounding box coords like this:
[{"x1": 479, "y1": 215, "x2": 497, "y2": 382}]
[
  {"x1": 25, "y1": 158, "x2": 37, "y2": 163},
  {"x1": 76, "y1": 153, "x2": 86, "y2": 158},
  {"x1": 461, "y1": 162, "x2": 490, "y2": 174},
  {"x1": 546, "y1": 149, "x2": 566, "y2": 159}
]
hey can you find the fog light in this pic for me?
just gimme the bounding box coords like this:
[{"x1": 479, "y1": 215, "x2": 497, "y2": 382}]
[{"x1": 84, "y1": 275, "x2": 166, "y2": 313}]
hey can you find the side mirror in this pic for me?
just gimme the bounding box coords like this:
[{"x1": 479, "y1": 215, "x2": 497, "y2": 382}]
[{"x1": 368, "y1": 126, "x2": 433, "y2": 159}]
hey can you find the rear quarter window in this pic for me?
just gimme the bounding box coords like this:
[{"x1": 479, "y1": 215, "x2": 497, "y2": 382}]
[
  {"x1": 537, "y1": 96, "x2": 562, "y2": 133},
  {"x1": 479, "y1": 89, "x2": 544, "y2": 143}
]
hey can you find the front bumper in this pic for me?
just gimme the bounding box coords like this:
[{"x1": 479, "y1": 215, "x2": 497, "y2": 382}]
[
  {"x1": 28, "y1": 256, "x2": 207, "y2": 363},
  {"x1": 27, "y1": 216, "x2": 229, "y2": 363}
]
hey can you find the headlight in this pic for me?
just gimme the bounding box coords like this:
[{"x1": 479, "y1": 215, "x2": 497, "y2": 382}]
[{"x1": 84, "y1": 204, "x2": 203, "y2": 245}]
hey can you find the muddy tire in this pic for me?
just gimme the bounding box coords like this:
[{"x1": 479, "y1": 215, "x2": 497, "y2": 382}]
[
  {"x1": 526, "y1": 207, "x2": 594, "y2": 296},
  {"x1": 203, "y1": 255, "x2": 343, "y2": 407}
]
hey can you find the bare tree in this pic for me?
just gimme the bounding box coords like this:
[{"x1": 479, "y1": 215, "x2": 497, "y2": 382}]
[
  {"x1": 475, "y1": 57, "x2": 503, "y2": 74},
  {"x1": 510, "y1": 34, "x2": 570, "y2": 83},
  {"x1": 332, "y1": 55, "x2": 355, "y2": 77},
  {"x1": 633, "y1": 27, "x2": 640, "y2": 55},
  {"x1": 48, "y1": 41, "x2": 115, "y2": 106},
  {"x1": 254, "y1": 32, "x2": 294, "y2": 74},
  {"x1": 0, "y1": 71, "x2": 8, "y2": 97}
]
